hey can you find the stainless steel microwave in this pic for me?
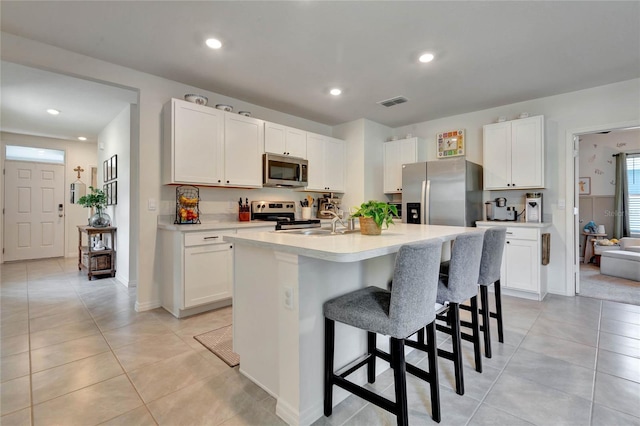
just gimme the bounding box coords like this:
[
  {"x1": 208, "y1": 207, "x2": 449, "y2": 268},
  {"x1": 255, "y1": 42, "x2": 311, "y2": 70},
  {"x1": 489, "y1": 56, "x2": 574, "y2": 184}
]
[{"x1": 263, "y1": 153, "x2": 308, "y2": 188}]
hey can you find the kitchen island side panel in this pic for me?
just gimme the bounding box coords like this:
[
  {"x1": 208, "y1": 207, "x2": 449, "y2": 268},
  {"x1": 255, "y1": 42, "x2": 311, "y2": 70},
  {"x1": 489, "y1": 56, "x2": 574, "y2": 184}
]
[
  {"x1": 233, "y1": 244, "x2": 280, "y2": 397},
  {"x1": 232, "y1": 243, "x2": 398, "y2": 426}
]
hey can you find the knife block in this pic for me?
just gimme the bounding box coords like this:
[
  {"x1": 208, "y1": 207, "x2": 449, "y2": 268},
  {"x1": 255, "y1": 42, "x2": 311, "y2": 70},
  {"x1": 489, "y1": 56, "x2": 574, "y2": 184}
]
[{"x1": 239, "y1": 206, "x2": 250, "y2": 222}]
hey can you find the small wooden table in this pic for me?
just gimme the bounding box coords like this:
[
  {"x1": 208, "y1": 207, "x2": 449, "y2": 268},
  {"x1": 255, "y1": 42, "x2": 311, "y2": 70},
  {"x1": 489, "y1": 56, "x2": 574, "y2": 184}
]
[
  {"x1": 582, "y1": 231, "x2": 607, "y2": 264},
  {"x1": 78, "y1": 226, "x2": 116, "y2": 280}
]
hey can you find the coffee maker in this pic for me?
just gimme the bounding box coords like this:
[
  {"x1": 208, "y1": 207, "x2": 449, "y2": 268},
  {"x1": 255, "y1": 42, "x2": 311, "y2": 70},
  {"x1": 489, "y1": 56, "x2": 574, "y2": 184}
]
[
  {"x1": 485, "y1": 197, "x2": 517, "y2": 221},
  {"x1": 525, "y1": 192, "x2": 543, "y2": 223},
  {"x1": 317, "y1": 196, "x2": 341, "y2": 218}
]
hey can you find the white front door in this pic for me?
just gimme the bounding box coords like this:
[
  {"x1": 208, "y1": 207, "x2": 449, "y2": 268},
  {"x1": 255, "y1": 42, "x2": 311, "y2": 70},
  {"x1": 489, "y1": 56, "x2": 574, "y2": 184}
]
[{"x1": 4, "y1": 160, "x2": 65, "y2": 261}]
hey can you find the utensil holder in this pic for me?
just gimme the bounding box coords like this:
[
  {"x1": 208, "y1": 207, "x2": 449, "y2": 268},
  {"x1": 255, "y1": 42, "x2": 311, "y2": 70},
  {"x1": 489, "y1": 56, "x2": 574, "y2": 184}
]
[
  {"x1": 301, "y1": 207, "x2": 311, "y2": 220},
  {"x1": 239, "y1": 206, "x2": 250, "y2": 222}
]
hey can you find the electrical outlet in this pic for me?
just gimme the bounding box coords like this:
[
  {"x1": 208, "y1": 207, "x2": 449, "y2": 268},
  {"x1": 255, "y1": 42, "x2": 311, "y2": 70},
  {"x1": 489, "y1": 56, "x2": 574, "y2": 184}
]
[{"x1": 284, "y1": 286, "x2": 294, "y2": 310}]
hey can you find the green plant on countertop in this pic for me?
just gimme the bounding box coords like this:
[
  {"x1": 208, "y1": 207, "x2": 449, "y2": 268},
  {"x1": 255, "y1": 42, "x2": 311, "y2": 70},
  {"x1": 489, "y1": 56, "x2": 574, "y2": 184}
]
[
  {"x1": 350, "y1": 200, "x2": 398, "y2": 229},
  {"x1": 77, "y1": 186, "x2": 107, "y2": 213}
]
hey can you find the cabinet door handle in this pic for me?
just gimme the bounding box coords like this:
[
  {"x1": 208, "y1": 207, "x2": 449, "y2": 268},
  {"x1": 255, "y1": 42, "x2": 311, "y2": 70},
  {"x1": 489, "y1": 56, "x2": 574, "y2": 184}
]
[
  {"x1": 204, "y1": 236, "x2": 219, "y2": 240},
  {"x1": 506, "y1": 241, "x2": 511, "y2": 244}
]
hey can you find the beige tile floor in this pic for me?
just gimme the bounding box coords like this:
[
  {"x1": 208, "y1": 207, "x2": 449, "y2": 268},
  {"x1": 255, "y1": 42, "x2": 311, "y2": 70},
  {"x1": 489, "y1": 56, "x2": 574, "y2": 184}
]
[{"x1": 1, "y1": 257, "x2": 640, "y2": 425}]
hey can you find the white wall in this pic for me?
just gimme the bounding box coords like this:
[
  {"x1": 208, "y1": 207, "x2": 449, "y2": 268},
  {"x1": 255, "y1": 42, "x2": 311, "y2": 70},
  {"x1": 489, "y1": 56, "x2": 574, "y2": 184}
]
[
  {"x1": 579, "y1": 129, "x2": 640, "y2": 197},
  {"x1": 333, "y1": 119, "x2": 392, "y2": 213},
  {"x1": 1, "y1": 132, "x2": 98, "y2": 257},
  {"x1": 98, "y1": 105, "x2": 132, "y2": 286},
  {"x1": 1, "y1": 32, "x2": 332, "y2": 311},
  {"x1": 393, "y1": 79, "x2": 640, "y2": 296}
]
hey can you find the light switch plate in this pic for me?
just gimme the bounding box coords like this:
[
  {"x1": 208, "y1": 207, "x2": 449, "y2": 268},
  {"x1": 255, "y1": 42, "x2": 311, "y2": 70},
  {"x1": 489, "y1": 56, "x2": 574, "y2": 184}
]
[{"x1": 148, "y1": 198, "x2": 157, "y2": 211}]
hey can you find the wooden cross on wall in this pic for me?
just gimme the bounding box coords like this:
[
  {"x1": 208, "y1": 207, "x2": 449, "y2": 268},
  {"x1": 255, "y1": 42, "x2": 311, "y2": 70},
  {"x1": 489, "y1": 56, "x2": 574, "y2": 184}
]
[{"x1": 73, "y1": 166, "x2": 84, "y2": 179}]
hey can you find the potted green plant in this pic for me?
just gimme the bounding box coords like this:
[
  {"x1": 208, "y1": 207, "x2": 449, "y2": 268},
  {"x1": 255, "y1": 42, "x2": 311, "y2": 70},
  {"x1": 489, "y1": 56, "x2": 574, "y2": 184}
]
[
  {"x1": 77, "y1": 186, "x2": 111, "y2": 227},
  {"x1": 350, "y1": 200, "x2": 398, "y2": 235}
]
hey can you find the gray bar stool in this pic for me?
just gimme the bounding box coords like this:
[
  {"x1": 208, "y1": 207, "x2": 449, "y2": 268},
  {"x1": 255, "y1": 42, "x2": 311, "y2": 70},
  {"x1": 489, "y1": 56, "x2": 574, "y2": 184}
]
[
  {"x1": 432, "y1": 232, "x2": 484, "y2": 395},
  {"x1": 324, "y1": 240, "x2": 443, "y2": 426},
  {"x1": 459, "y1": 227, "x2": 507, "y2": 358}
]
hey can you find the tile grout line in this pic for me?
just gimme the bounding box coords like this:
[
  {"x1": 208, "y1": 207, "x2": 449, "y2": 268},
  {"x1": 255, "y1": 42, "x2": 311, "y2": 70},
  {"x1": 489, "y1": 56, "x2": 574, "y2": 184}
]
[
  {"x1": 463, "y1": 299, "x2": 544, "y2": 426},
  {"x1": 69, "y1": 272, "x2": 160, "y2": 426},
  {"x1": 588, "y1": 299, "x2": 604, "y2": 426}
]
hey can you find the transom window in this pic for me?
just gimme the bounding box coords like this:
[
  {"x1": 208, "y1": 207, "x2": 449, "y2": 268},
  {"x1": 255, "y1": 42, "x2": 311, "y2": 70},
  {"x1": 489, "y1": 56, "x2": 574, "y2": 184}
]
[{"x1": 5, "y1": 145, "x2": 65, "y2": 164}]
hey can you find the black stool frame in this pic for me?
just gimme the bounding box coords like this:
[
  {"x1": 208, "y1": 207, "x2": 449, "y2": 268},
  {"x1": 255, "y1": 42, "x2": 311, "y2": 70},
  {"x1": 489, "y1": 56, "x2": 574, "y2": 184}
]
[{"x1": 324, "y1": 318, "x2": 441, "y2": 426}]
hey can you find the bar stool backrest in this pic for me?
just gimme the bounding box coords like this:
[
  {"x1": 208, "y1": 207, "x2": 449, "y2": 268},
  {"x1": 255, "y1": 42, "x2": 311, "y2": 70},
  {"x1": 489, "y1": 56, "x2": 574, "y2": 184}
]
[
  {"x1": 442, "y1": 232, "x2": 484, "y2": 303},
  {"x1": 478, "y1": 227, "x2": 507, "y2": 286},
  {"x1": 389, "y1": 240, "x2": 443, "y2": 337}
]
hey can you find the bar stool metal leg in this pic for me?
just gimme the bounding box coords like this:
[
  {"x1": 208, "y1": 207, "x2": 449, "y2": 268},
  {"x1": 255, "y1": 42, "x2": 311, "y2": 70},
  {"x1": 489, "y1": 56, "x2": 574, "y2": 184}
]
[
  {"x1": 493, "y1": 280, "x2": 505, "y2": 343},
  {"x1": 324, "y1": 317, "x2": 335, "y2": 417},
  {"x1": 425, "y1": 321, "x2": 441, "y2": 423},
  {"x1": 390, "y1": 338, "x2": 409, "y2": 426},
  {"x1": 479, "y1": 285, "x2": 492, "y2": 358},
  {"x1": 470, "y1": 295, "x2": 482, "y2": 373},
  {"x1": 367, "y1": 331, "x2": 376, "y2": 383}
]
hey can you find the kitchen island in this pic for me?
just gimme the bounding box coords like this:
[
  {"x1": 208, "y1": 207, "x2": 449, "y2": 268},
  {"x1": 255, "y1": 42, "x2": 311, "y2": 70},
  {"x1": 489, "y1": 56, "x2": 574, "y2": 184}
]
[{"x1": 225, "y1": 224, "x2": 481, "y2": 426}]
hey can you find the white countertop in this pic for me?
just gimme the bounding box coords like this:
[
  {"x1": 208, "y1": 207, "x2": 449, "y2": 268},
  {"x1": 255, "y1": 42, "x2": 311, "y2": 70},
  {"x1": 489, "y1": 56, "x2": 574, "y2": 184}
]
[
  {"x1": 157, "y1": 220, "x2": 277, "y2": 232},
  {"x1": 476, "y1": 221, "x2": 551, "y2": 229},
  {"x1": 225, "y1": 223, "x2": 480, "y2": 263}
]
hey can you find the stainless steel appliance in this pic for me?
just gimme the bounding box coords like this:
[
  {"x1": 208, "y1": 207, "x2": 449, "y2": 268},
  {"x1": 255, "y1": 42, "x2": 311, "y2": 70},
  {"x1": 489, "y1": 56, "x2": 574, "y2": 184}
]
[
  {"x1": 250, "y1": 200, "x2": 321, "y2": 230},
  {"x1": 401, "y1": 158, "x2": 483, "y2": 226},
  {"x1": 263, "y1": 153, "x2": 308, "y2": 188},
  {"x1": 525, "y1": 192, "x2": 543, "y2": 223},
  {"x1": 485, "y1": 200, "x2": 517, "y2": 221},
  {"x1": 389, "y1": 202, "x2": 402, "y2": 219},
  {"x1": 317, "y1": 196, "x2": 341, "y2": 219}
]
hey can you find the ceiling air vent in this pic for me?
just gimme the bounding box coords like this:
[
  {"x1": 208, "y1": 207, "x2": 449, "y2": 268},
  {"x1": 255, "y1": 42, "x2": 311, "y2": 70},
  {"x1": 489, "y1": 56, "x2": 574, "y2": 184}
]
[{"x1": 377, "y1": 96, "x2": 409, "y2": 108}]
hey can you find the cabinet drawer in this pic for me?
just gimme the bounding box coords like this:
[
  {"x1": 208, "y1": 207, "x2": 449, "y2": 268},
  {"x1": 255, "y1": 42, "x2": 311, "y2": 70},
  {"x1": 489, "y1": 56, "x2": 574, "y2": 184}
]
[
  {"x1": 505, "y1": 227, "x2": 538, "y2": 241},
  {"x1": 184, "y1": 230, "x2": 236, "y2": 247}
]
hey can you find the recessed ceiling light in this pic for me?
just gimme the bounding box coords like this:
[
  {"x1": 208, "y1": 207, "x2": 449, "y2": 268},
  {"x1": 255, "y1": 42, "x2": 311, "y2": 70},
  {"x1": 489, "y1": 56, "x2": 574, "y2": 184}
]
[
  {"x1": 418, "y1": 53, "x2": 435, "y2": 63},
  {"x1": 330, "y1": 88, "x2": 342, "y2": 96},
  {"x1": 205, "y1": 38, "x2": 222, "y2": 49},
  {"x1": 78, "y1": 136, "x2": 87, "y2": 141},
  {"x1": 47, "y1": 109, "x2": 60, "y2": 115}
]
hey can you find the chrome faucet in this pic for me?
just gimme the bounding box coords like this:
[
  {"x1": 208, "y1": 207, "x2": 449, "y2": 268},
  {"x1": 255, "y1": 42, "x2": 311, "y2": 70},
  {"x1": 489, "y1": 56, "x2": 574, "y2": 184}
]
[{"x1": 321, "y1": 210, "x2": 346, "y2": 234}]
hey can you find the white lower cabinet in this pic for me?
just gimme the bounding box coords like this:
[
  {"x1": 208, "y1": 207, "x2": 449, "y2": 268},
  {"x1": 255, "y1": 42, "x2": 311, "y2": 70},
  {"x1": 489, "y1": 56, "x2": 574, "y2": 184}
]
[
  {"x1": 477, "y1": 223, "x2": 549, "y2": 301},
  {"x1": 160, "y1": 229, "x2": 235, "y2": 318},
  {"x1": 184, "y1": 242, "x2": 233, "y2": 307}
]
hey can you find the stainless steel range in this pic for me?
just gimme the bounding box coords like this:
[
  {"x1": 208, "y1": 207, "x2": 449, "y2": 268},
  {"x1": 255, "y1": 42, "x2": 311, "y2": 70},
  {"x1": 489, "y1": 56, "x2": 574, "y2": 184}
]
[{"x1": 250, "y1": 201, "x2": 321, "y2": 230}]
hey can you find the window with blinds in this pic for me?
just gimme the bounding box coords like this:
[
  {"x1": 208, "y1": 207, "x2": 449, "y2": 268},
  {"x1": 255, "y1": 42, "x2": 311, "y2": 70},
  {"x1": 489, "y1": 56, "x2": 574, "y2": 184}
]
[{"x1": 627, "y1": 154, "x2": 640, "y2": 236}]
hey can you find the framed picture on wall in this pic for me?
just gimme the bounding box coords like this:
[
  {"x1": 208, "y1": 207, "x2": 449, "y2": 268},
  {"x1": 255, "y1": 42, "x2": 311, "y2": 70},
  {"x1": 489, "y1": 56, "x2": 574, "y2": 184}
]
[
  {"x1": 103, "y1": 155, "x2": 118, "y2": 182},
  {"x1": 103, "y1": 181, "x2": 117, "y2": 205},
  {"x1": 110, "y1": 155, "x2": 117, "y2": 181},
  {"x1": 579, "y1": 177, "x2": 591, "y2": 195}
]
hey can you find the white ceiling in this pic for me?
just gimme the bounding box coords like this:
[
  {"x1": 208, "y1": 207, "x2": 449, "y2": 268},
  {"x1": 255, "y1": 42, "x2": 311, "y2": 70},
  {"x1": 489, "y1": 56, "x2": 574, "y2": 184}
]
[
  {"x1": 1, "y1": 1, "x2": 639, "y2": 140},
  {"x1": 1, "y1": 61, "x2": 137, "y2": 142}
]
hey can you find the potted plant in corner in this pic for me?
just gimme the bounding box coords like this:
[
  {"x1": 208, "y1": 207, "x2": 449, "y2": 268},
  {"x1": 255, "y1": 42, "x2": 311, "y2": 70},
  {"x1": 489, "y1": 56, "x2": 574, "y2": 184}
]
[
  {"x1": 78, "y1": 186, "x2": 111, "y2": 227},
  {"x1": 350, "y1": 200, "x2": 398, "y2": 235}
]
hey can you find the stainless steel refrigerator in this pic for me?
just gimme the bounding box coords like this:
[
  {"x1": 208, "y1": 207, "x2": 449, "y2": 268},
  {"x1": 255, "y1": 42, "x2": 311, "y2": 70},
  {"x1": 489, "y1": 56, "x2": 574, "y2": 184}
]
[{"x1": 401, "y1": 158, "x2": 483, "y2": 226}]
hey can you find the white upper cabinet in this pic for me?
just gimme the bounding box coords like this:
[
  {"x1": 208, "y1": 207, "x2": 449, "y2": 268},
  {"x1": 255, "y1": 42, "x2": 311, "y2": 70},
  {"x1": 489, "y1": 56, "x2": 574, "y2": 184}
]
[
  {"x1": 163, "y1": 98, "x2": 263, "y2": 188},
  {"x1": 264, "y1": 122, "x2": 307, "y2": 158},
  {"x1": 305, "y1": 132, "x2": 345, "y2": 193},
  {"x1": 483, "y1": 115, "x2": 544, "y2": 190},
  {"x1": 224, "y1": 113, "x2": 264, "y2": 188},
  {"x1": 383, "y1": 137, "x2": 426, "y2": 193},
  {"x1": 163, "y1": 98, "x2": 224, "y2": 185}
]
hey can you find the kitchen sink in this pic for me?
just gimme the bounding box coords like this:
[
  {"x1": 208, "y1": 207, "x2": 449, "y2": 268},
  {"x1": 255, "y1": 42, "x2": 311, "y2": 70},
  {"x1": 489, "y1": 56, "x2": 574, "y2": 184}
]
[{"x1": 274, "y1": 228, "x2": 360, "y2": 236}]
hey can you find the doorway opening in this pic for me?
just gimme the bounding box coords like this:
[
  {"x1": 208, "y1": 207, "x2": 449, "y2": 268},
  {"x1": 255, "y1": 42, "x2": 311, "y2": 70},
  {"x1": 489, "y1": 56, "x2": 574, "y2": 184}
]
[{"x1": 573, "y1": 127, "x2": 640, "y2": 305}]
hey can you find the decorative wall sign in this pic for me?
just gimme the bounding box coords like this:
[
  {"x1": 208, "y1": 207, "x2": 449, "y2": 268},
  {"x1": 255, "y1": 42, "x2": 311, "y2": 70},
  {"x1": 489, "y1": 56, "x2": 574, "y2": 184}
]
[
  {"x1": 437, "y1": 129, "x2": 465, "y2": 158},
  {"x1": 578, "y1": 177, "x2": 591, "y2": 195}
]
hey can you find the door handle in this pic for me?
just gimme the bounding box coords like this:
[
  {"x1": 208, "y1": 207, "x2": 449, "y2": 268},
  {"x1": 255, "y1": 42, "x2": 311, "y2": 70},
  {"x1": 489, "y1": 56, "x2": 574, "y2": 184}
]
[{"x1": 58, "y1": 203, "x2": 64, "y2": 217}]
